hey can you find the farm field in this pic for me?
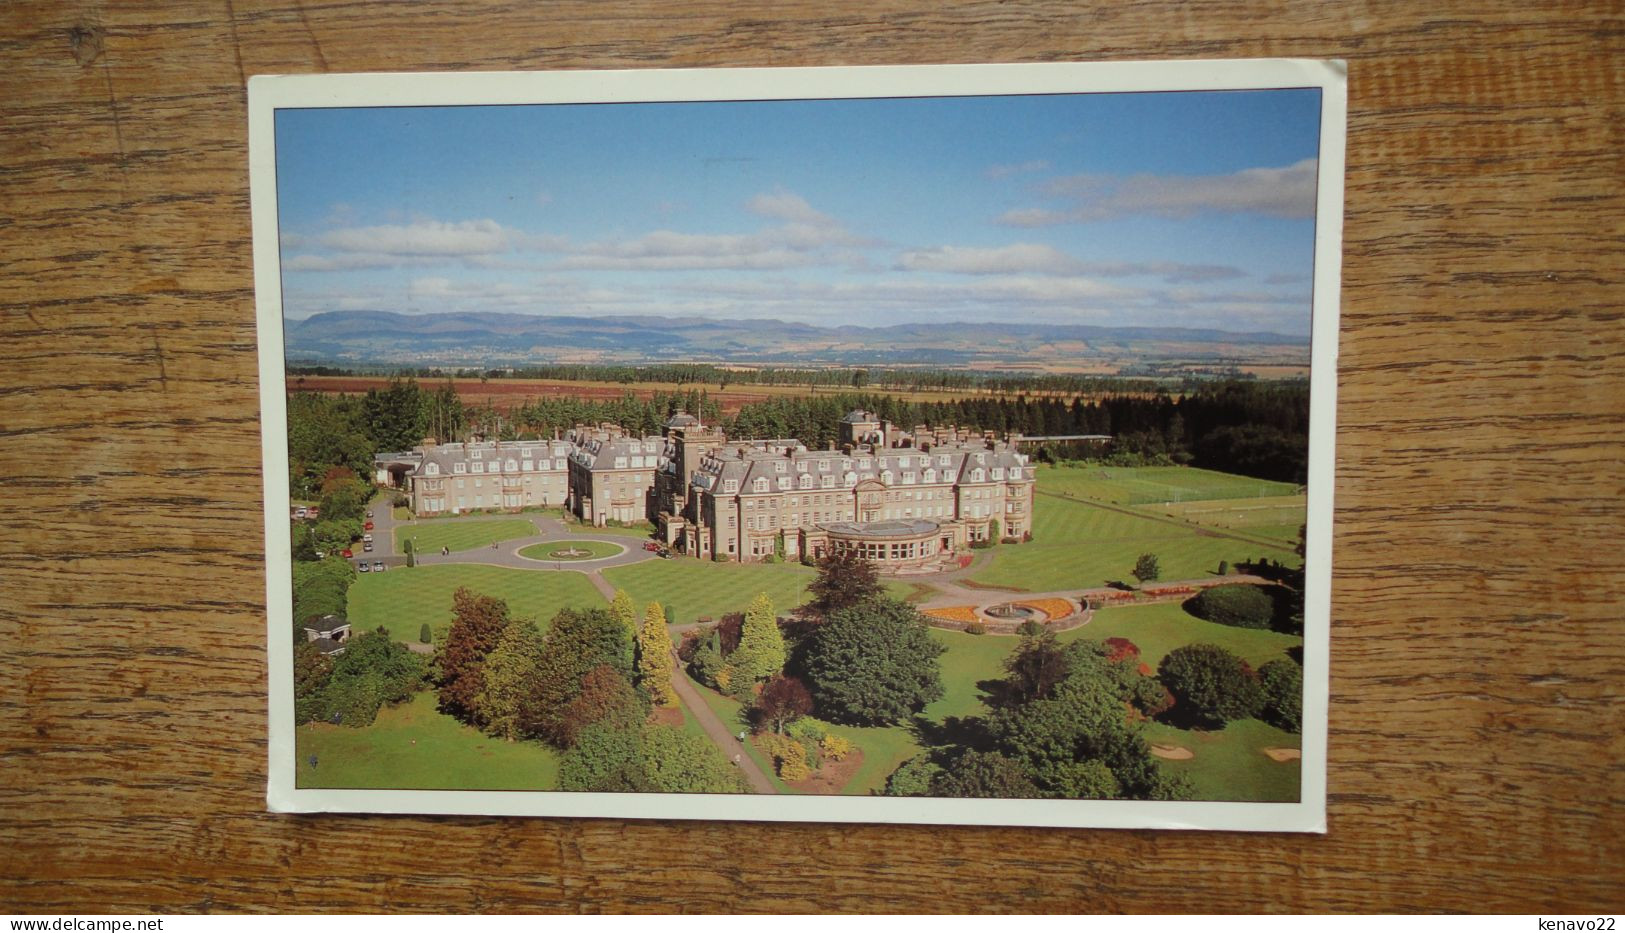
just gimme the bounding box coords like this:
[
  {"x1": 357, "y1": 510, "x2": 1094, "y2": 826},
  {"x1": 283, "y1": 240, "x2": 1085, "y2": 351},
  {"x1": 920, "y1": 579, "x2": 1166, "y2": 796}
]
[
  {"x1": 348, "y1": 564, "x2": 605, "y2": 643},
  {"x1": 1040, "y1": 464, "x2": 1300, "y2": 505},
  {"x1": 970, "y1": 492, "x2": 1297, "y2": 592},
  {"x1": 392, "y1": 517, "x2": 540, "y2": 556},
  {"x1": 295, "y1": 690, "x2": 560, "y2": 791}
]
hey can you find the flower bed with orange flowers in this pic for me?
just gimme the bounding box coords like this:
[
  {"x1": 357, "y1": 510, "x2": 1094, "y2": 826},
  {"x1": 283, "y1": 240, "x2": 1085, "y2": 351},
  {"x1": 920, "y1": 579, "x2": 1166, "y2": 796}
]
[
  {"x1": 923, "y1": 606, "x2": 981, "y2": 624},
  {"x1": 1015, "y1": 597, "x2": 1075, "y2": 620}
]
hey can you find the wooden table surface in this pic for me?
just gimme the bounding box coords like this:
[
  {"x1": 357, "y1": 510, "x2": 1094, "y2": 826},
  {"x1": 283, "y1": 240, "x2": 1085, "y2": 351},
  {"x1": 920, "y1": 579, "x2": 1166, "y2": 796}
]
[{"x1": 2, "y1": 0, "x2": 1620, "y2": 914}]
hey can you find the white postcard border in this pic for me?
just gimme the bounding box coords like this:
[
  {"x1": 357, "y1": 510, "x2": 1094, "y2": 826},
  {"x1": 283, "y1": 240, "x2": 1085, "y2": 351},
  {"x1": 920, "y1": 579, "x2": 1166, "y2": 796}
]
[{"x1": 251, "y1": 59, "x2": 1346, "y2": 831}]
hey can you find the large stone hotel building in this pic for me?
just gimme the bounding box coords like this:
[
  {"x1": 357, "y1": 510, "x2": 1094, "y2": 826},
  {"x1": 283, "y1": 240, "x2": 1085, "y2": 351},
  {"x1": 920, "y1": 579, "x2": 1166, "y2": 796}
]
[{"x1": 377, "y1": 409, "x2": 1034, "y2": 573}]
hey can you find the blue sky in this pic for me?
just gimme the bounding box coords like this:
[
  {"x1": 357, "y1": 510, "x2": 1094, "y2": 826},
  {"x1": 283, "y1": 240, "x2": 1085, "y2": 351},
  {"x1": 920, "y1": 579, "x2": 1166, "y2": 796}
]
[{"x1": 275, "y1": 89, "x2": 1322, "y2": 334}]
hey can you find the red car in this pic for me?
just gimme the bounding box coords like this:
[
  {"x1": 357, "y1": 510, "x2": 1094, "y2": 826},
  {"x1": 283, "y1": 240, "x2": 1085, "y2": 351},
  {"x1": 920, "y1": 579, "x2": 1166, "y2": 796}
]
[
  {"x1": 643, "y1": 542, "x2": 661, "y2": 552},
  {"x1": 364, "y1": 521, "x2": 374, "y2": 531},
  {"x1": 341, "y1": 548, "x2": 353, "y2": 558}
]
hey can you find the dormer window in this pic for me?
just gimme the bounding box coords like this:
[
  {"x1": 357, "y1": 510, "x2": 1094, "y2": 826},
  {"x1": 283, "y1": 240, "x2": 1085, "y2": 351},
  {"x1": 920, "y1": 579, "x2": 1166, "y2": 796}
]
[
  {"x1": 938, "y1": 454, "x2": 950, "y2": 466},
  {"x1": 904, "y1": 471, "x2": 916, "y2": 484},
  {"x1": 426, "y1": 463, "x2": 440, "y2": 476},
  {"x1": 775, "y1": 461, "x2": 786, "y2": 474},
  {"x1": 472, "y1": 462, "x2": 485, "y2": 474},
  {"x1": 1008, "y1": 467, "x2": 1022, "y2": 480},
  {"x1": 923, "y1": 469, "x2": 936, "y2": 483},
  {"x1": 522, "y1": 459, "x2": 534, "y2": 471},
  {"x1": 992, "y1": 467, "x2": 1004, "y2": 480},
  {"x1": 454, "y1": 463, "x2": 467, "y2": 474},
  {"x1": 798, "y1": 473, "x2": 813, "y2": 489},
  {"x1": 858, "y1": 458, "x2": 871, "y2": 469},
  {"x1": 724, "y1": 480, "x2": 739, "y2": 494},
  {"x1": 971, "y1": 468, "x2": 985, "y2": 482},
  {"x1": 777, "y1": 476, "x2": 791, "y2": 490},
  {"x1": 796, "y1": 461, "x2": 809, "y2": 472},
  {"x1": 818, "y1": 459, "x2": 830, "y2": 471},
  {"x1": 472, "y1": 450, "x2": 483, "y2": 459},
  {"x1": 880, "y1": 470, "x2": 893, "y2": 485},
  {"x1": 821, "y1": 475, "x2": 834, "y2": 488},
  {"x1": 843, "y1": 471, "x2": 858, "y2": 487},
  {"x1": 754, "y1": 478, "x2": 770, "y2": 493},
  {"x1": 522, "y1": 448, "x2": 533, "y2": 458},
  {"x1": 945, "y1": 470, "x2": 957, "y2": 483}
]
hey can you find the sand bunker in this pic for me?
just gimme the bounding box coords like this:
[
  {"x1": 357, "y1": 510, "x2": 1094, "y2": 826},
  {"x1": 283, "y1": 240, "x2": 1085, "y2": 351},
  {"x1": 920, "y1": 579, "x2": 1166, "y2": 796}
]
[
  {"x1": 1263, "y1": 747, "x2": 1302, "y2": 762},
  {"x1": 1150, "y1": 744, "x2": 1194, "y2": 760}
]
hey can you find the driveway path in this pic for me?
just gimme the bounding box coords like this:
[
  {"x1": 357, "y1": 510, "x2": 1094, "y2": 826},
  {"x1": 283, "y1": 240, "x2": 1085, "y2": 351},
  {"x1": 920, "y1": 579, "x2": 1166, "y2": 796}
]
[{"x1": 667, "y1": 647, "x2": 777, "y2": 795}]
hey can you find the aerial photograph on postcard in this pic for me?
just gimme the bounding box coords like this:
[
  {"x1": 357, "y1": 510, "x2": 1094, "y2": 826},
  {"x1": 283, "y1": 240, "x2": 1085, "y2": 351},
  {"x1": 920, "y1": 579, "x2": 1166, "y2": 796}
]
[{"x1": 275, "y1": 86, "x2": 1319, "y2": 803}]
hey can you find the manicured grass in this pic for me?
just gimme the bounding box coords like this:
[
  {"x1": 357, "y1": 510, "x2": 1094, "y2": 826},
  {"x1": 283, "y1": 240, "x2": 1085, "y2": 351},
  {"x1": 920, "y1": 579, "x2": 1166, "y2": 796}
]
[
  {"x1": 517, "y1": 540, "x2": 625, "y2": 561},
  {"x1": 1040, "y1": 464, "x2": 1300, "y2": 505},
  {"x1": 1160, "y1": 495, "x2": 1307, "y2": 544},
  {"x1": 830, "y1": 722, "x2": 920, "y2": 796},
  {"x1": 924, "y1": 628, "x2": 1017, "y2": 722},
  {"x1": 295, "y1": 691, "x2": 560, "y2": 791},
  {"x1": 1059, "y1": 601, "x2": 1302, "y2": 669},
  {"x1": 393, "y1": 518, "x2": 540, "y2": 556},
  {"x1": 348, "y1": 564, "x2": 605, "y2": 643},
  {"x1": 1141, "y1": 718, "x2": 1302, "y2": 803},
  {"x1": 392, "y1": 506, "x2": 412, "y2": 521},
  {"x1": 603, "y1": 558, "x2": 819, "y2": 627},
  {"x1": 971, "y1": 493, "x2": 1297, "y2": 591}
]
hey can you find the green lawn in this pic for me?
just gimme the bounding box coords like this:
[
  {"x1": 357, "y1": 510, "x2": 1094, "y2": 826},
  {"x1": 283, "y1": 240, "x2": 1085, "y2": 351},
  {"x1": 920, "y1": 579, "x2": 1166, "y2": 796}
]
[
  {"x1": 603, "y1": 558, "x2": 819, "y2": 627},
  {"x1": 517, "y1": 540, "x2": 625, "y2": 561},
  {"x1": 970, "y1": 493, "x2": 1298, "y2": 591},
  {"x1": 1141, "y1": 718, "x2": 1302, "y2": 803},
  {"x1": 348, "y1": 564, "x2": 605, "y2": 643},
  {"x1": 577, "y1": 521, "x2": 658, "y2": 539},
  {"x1": 1159, "y1": 495, "x2": 1307, "y2": 545},
  {"x1": 1059, "y1": 601, "x2": 1302, "y2": 669},
  {"x1": 392, "y1": 518, "x2": 540, "y2": 556},
  {"x1": 295, "y1": 690, "x2": 560, "y2": 790},
  {"x1": 1040, "y1": 464, "x2": 1301, "y2": 505}
]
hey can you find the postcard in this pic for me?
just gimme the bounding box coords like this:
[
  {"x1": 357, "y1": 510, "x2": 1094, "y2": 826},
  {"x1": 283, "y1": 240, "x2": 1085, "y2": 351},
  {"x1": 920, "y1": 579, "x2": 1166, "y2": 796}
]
[{"x1": 252, "y1": 60, "x2": 1344, "y2": 830}]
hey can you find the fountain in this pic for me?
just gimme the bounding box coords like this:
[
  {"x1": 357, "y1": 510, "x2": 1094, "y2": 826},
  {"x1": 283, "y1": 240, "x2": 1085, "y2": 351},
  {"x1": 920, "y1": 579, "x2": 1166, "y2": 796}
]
[{"x1": 985, "y1": 603, "x2": 1041, "y2": 621}]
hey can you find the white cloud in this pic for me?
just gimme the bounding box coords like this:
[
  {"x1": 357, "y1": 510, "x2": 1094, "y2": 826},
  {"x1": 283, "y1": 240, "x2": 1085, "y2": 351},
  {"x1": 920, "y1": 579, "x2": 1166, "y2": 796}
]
[
  {"x1": 1000, "y1": 158, "x2": 1319, "y2": 225},
  {"x1": 896, "y1": 244, "x2": 1245, "y2": 284},
  {"x1": 314, "y1": 218, "x2": 516, "y2": 256},
  {"x1": 746, "y1": 189, "x2": 836, "y2": 226}
]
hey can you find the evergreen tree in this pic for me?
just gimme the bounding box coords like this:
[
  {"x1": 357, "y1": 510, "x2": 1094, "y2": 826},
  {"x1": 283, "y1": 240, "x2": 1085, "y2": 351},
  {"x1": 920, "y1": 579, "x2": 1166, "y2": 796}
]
[
  {"x1": 733, "y1": 593, "x2": 787, "y2": 687},
  {"x1": 475, "y1": 621, "x2": 546, "y2": 740},
  {"x1": 637, "y1": 601, "x2": 677, "y2": 708},
  {"x1": 801, "y1": 598, "x2": 945, "y2": 726},
  {"x1": 1133, "y1": 552, "x2": 1161, "y2": 584},
  {"x1": 610, "y1": 589, "x2": 638, "y2": 637}
]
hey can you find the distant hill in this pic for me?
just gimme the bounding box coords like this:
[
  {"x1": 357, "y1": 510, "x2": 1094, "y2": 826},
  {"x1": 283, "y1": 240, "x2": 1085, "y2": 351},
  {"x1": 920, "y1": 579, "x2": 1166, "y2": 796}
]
[{"x1": 284, "y1": 310, "x2": 1309, "y2": 374}]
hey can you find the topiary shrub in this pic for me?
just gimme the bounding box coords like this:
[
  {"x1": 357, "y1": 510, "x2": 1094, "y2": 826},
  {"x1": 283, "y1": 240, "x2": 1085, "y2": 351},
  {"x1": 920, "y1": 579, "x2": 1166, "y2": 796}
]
[
  {"x1": 1185, "y1": 584, "x2": 1276, "y2": 630},
  {"x1": 964, "y1": 621, "x2": 987, "y2": 635},
  {"x1": 419, "y1": 623, "x2": 432, "y2": 644}
]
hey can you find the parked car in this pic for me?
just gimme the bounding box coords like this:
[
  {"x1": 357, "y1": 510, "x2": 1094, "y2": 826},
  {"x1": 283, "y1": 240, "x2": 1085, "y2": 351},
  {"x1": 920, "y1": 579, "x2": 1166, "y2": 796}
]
[
  {"x1": 362, "y1": 542, "x2": 373, "y2": 553},
  {"x1": 357, "y1": 562, "x2": 370, "y2": 572},
  {"x1": 371, "y1": 561, "x2": 384, "y2": 572},
  {"x1": 341, "y1": 548, "x2": 352, "y2": 558},
  {"x1": 363, "y1": 521, "x2": 374, "y2": 531},
  {"x1": 643, "y1": 542, "x2": 661, "y2": 552},
  {"x1": 365, "y1": 510, "x2": 374, "y2": 519},
  {"x1": 314, "y1": 550, "x2": 326, "y2": 559},
  {"x1": 362, "y1": 533, "x2": 373, "y2": 543},
  {"x1": 293, "y1": 507, "x2": 308, "y2": 520}
]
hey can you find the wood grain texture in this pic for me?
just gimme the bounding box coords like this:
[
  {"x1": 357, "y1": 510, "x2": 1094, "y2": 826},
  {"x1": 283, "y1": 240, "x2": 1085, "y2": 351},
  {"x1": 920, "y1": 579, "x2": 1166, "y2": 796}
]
[{"x1": 2, "y1": 0, "x2": 1621, "y2": 914}]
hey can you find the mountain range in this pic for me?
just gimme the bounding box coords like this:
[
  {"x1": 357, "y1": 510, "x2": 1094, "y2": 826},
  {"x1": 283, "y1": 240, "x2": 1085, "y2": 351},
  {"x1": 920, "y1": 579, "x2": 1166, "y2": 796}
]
[{"x1": 284, "y1": 310, "x2": 1309, "y2": 373}]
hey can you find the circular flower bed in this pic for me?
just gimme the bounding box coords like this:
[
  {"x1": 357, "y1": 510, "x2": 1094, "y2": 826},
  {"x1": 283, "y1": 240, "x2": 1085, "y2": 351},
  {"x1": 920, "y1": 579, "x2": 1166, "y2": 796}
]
[{"x1": 517, "y1": 540, "x2": 625, "y2": 562}]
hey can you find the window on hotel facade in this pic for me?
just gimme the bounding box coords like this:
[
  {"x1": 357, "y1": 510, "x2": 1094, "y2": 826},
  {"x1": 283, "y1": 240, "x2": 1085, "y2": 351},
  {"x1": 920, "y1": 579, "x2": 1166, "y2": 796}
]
[
  {"x1": 454, "y1": 463, "x2": 466, "y2": 474},
  {"x1": 426, "y1": 463, "x2": 439, "y2": 476}
]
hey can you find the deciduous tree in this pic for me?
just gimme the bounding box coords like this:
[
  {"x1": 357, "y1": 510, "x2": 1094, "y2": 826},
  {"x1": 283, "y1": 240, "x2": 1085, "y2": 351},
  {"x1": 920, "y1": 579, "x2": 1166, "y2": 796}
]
[
  {"x1": 1158, "y1": 643, "x2": 1264, "y2": 727},
  {"x1": 801, "y1": 597, "x2": 944, "y2": 726},
  {"x1": 436, "y1": 588, "x2": 514, "y2": 724},
  {"x1": 751, "y1": 675, "x2": 813, "y2": 734},
  {"x1": 523, "y1": 607, "x2": 637, "y2": 746},
  {"x1": 1258, "y1": 657, "x2": 1303, "y2": 732},
  {"x1": 799, "y1": 548, "x2": 883, "y2": 621},
  {"x1": 476, "y1": 621, "x2": 546, "y2": 740}
]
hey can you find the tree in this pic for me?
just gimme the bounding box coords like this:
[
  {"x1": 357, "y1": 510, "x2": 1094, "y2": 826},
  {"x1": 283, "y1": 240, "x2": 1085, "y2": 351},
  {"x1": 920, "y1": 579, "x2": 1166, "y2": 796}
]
[
  {"x1": 1132, "y1": 552, "x2": 1161, "y2": 584},
  {"x1": 931, "y1": 750, "x2": 1042, "y2": 799},
  {"x1": 801, "y1": 597, "x2": 945, "y2": 726},
  {"x1": 558, "y1": 723, "x2": 652, "y2": 792},
  {"x1": 641, "y1": 727, "x2": 748, "y2": 793},
  {"x1": 989, "y1": 518, "x2": 1002, "y2": 543},
  {"x1": 319, "y1": 481, "x2": 370, "y2": 525},
  {"x1": 1258, "y1": 658, "x2": 1303, "y2": 732},
  {"x1": 475, "y1": 621, "x2": 546, "y2": 740},
  {"x1": 996, "y1": 631, "x2": 1070, "y2": 707},
  {"x1": 637, "y1": 601, "x2": 677, "y2": 708},
  {"x1": 609, "y1": 588, "x2": 638, "y2": 637},
  {"x1": 419, "y1": 623, "x2": 432, "y2": 644},
  {"x1": 319, "y1": 628, "x2": 426, "y2": 728},
  {"x1": 751, "y1": 675, "x2": 813, "y2": 734},
  {"x1": 883, "y1": 756, "x2": 940, "y2": 797},
  {"x1": 799, "y1": 548, "x2": 883, "y2": 621},
  {"x1": 555, "y1": 664, "x2": 647, "y2": 747},
  {"x1": 523, "y1": 607, "x2": 636, "y2": 746},
  {"x1": 1158, "y1": 643, "x2": 1264, "y2": 728},
  {"x1": 293, "y1": 640, "x2": 333, "y2": 724},
  {"x1": 404, "y1": 538, "x2": 415, "y2": 568},
  {"x1": 732, "y1": 593, "x2": 786, "y2": 688},
  {"x1": 436, "y1": 588, "x2": 514, "y2": 724}
]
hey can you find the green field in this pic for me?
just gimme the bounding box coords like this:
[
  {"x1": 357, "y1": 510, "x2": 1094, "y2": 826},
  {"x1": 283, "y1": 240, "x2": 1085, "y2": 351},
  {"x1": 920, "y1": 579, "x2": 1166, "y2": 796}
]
[
  {"x1": 348, "y1": 564, "x2": 605, "y2": 642},
  {"x1": 1041, "y1": 464, "x2": 1301, "y2": 505},
  {"x1": 603, "y1": 558, "x2": 819, "y2": 627},
  {"x1": 295, "y1": 690, "x2": 560, "y2": 790},
  {"x1": 517, "y1": 540, "x2": 625, "y2": 561},
  {"x1": 1160, "y1": 496, "x2": 1306, "y2": 545},
  {"x1": 971, "y1": 493, "x2": 1297, "y2": 592},
  {"x1": 1060, "y1": 601, "x2": 1302, "y2": 669},
  {"x1": 1142, "y1": 718, "x2": 1302, "y2": 803},
  {"x1": 393, "y1": 518, "x2": 540, "y2": 556}
]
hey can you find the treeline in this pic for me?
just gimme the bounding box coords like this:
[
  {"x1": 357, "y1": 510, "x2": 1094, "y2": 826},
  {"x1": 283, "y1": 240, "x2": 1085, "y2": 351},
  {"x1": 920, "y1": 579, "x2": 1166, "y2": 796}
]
[
  {"x1": 722, "y1": 381, "x2": 1310, "y2": 483},
  {"x1": 289, "y1": 362, "x2": 1226, "y2": 396}
]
